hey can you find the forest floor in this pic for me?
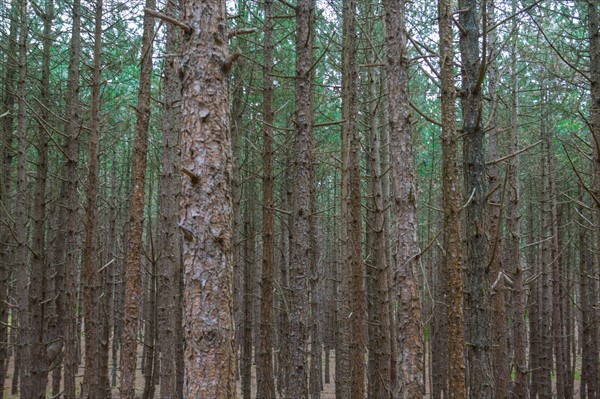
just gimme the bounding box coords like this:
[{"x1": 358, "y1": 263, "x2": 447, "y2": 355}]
[{"x1": 2, "y1": 348, "x2": 582, "y2": 398}]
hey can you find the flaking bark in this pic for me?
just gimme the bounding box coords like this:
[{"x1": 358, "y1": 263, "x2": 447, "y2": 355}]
[{"x1": 179, "y1": 0, "x2": 236, "y2": 394}]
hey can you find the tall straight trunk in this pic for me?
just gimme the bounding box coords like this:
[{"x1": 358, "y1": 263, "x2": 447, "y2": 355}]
[
  {"x1": 287, "y1": 0, "x2": 314, "y2": 395},
  {"x1": 230, "y1": 7, "x2": 243, "y2": 387},
  {"x1": 120, "y1": 0, "x2": 155, "y2": 395},
  {"x1": 586, "y1": 2, "x2": 600, "y2": 397},
  {"x1": 14, "y1": 0, "x2": 29, "y2": 393},
  {"x1": 485, "y1": 2, "x2": 509, "y2": 397},
  {"x1": 458, "y1": 0, "x2": 493, "y2": 396},
  {"x1": 179, "y1": 0, "x2": 236, "y2": 394},
  {"x1": 309, "y1": 140, "x2": 321, "y2": 399},
  {"x1": 527, "y1": 200, "x2": 541, "y2": 399},
  {"x1": 341, "y1": 0, "x2": 365, "y2": 395},
  {"x1": 241, "y1": 187, "x2": 255, "y2": 399},
  {"x1": 80, "y1": 0, "x2": 110, "y2": 397},
  {"x1": 142, "y1": 246, "x2": 158, "y2": 399},
  {"x1": 506, "y1": 11, "x2": 528, "y2": 397},
  {"x1": 0, "y1": 2, "x2": 19, "y2": 392},
  {"x1": 336, "y1": 0, "x2": 352, "y2": 393},
  {"x1": 539, "y1": 86, "x2": 553, "y2": 399},
  {"x1": 548, "y1": 136, "x2": 566, "y2": 397},
  {"x1": 366, "y1": 54, "x2": 391, "y2": 399},
  {"x1": 157, "y1": 1, "x2": 181, "y2": 396},
  {"x1": 277, "y1": 163, "x2": 293, "y2": 396},
  {"x1": 438, "y1": 0, "x2": 466, "y2": 397},
  {"x1": 53, "y1": 1, "x2": 81, "y2": 396},
  {"x1": 579, "y1": 185, "x2": 598, "y2": 399},
  {"x1": 383, "y1": 0, "x2": 425, "y2": 397},
  {"x1": 26, "y1": 0, "x2": 54, "y2": 394},
  {"x1": 257, "y1": 0, "x2": 276, "y2": 395}
]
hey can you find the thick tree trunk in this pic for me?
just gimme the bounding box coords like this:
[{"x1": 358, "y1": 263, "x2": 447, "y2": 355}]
[
  {"x1": 287, "y1": 0, "x2": 314, "y2": 395},
  {"x1": 439, "y1": 0, "x2": 466, "y2": 397},
  {"x1": 119, "y1": 0, "x2": 155, "y2": 395},
  {"x1": 179, "y1": 0, "x2": 236, "y2": 394},
  {"x1": 383, "y1": 0, "x2": 425, "y2": 397}
]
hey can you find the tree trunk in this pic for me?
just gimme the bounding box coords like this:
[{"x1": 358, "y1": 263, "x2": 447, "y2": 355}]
[
  {"x1": 241, "y1": 186, "x2": 256, "y2": 399},
  {"x1": 341, "y1": 0, "x2": 366, "y2": 395},
  {"x1": 586, "y1": 1, "x2": 600, "y2": 397},
  {"x1": 80, "y1": 0, "x2": 111, "y2": 396},
  {"x1": 257, "y1": 0, "x2": 276, "y2": 395},
  {"x1": 286, "y1": 0, "x2": 314, "y2": 396},
  {"x1": 439, "y1": 0, "x2": 466, "y2": 396},
  {"x1": 458, "y1": 0, "x2": 493, "y2": 396},
  {"x1": 27, "y1": 0, "x2": 54, "y2": 394},
  {"x1": 0, "y1": 3, "x2": 19, "y2": 393},
  {"x1": 14, "y1": 0, "x2": 30, "y2": 394},
  {"x1": 485, "y1": 2, "x2": 509, "y2": 397},
  {"x1": 119, "y1": 0, "x2": 155, "y2": 395},
  {"x1": 383, "y1": 0, "x2": 425, "y2": 397},
  {"x1": 539, "y1": 84, "x2": 553, "y2": 399},
  {"x1": 366, "y1": 53, "x2": 392, "y2": 398},
  {"x1": 179, "y1": 0, "x2": 236, "y2": 394},
  {"x1": 157, "y1": 1, "x2": 181, "y2": 395},
  {"x1": 506, "y1": 10, "x2": 528, "y2": 396},
  {"x1": 53, "y1": 0, "x2": 81, "y2": 396}
]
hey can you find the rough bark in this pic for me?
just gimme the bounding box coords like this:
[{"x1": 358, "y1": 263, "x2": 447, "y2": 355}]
[
  {"x1": 287, "y1": 0, "x2": 314, "y2": 395},
  {"x1": 366, "y1": 57, "x2": 392, "y2": 399},
  {"x1": 14, "y1": 0, "x2": 30, "y2": 394},
  {"x1": 485, "y1": 3, "x2": 509, "y2": 398},
  {"x1": 0, "y1": 2, "x2": 19, "y2": 392},
  {"x1": 383, "y1": 0, "x2": 425, "y2": 397},
  {"x1": 52, "y1": 0, "x2": 81, "y2": 396},
  {"x1": 80, "y1": 0, "x2": 111, "y2": 397},
  {"x1": 458, "y1": 0, "x2": 493, "y2": 396},
  {"x1": 336, "y1": 0, "x2": 352, "y2": 393},
  {"x1": 341, "y1": 0, "x2": 366, "y2": 395},
  {"x1": 585, "y1": 1, "x2": 600, "y2": 396},
  {"x1": 506, "y1": 11, "x2": 528, "y2": 397},
  {"x1": 241, "y1": 187, "x2": 255, "y2": 399},
  {"x1": 257, "y1": 0, "x2": 276, "y2": 395},
  {"x1": 439, "y1": 0, "x2": 466, "y2": 396},
  {"x1": 26, "y1": 0, "x2": 54, "y2": 394},
  {"x1": 539, "y1": 85, "x2": 553, "y2": 399},
  {"x1": 179, "y1": 0, "x2": 236, "y2": 394},
  {"x1": 308, "y1": 162, "x2": 321, "y2": 399},
  {"x1": 157, "y1": 1, "x2": 181, "y2": 396},
  {"x1": 119, "y1": 0, "x2": 155, "y2": 395}
]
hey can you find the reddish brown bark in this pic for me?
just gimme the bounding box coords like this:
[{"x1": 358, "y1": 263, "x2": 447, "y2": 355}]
[
  {"x1": 438, "y1": 0, "x2": 466, "y2": 396},
  {"x1": 383, "y1": 0, "x2": 425, "y2": 397},
  {"x1": 257, "y1": 0, "x2": 276, "y2": 396},
  {"x1": 157, "y1": 1, "x2": 181, "y2": 396},
  {"x1": 80, "y1": 0, "x2": 111, "y2": 397},
  {"x1": 179, "y1": 0, "x2": 236, "y2": 394},
  {"x1": 119, "y1": 0, "x2": 155, "y2": 395}
]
